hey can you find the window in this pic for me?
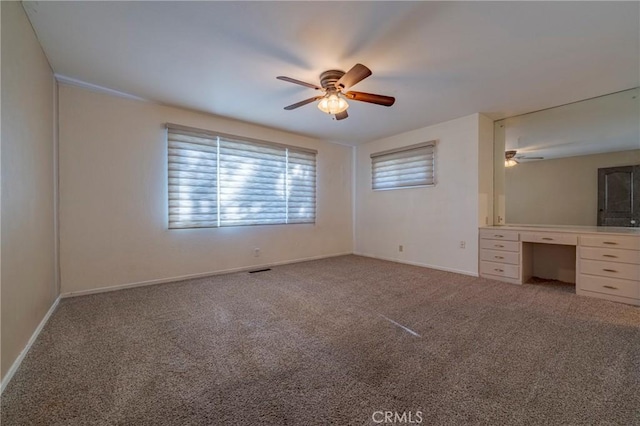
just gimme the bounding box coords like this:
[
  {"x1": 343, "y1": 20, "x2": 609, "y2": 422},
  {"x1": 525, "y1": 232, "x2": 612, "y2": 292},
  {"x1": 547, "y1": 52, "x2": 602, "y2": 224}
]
[
  {"x1": 168, "y1": 124, "x2": 316, "y2": 229},
  {"x1": 371, "y1": 141, "x2": 436, "y2": 190}
]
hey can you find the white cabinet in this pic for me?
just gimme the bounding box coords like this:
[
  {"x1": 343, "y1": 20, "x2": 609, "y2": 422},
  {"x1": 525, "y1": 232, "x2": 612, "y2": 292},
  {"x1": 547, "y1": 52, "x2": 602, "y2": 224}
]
[
  {"x1": 479, "y1": 226, "x2": 640, "y2": 306},
  {"x1": 479, "y1": 229, "x2": 529, "y2": 285},
  {"x1": 577, "y1": 234, "x2": 640, "y2": 305}
]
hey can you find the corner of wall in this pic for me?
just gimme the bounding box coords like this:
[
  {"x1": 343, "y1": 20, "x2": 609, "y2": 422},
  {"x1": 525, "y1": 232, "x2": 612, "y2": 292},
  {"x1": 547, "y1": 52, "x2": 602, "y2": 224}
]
[
  {"x1": 351, "y1": 145, "x2": 357, "y2": 253},
  {"x1": 53, "y1": 77, "x2": 61, "y2": 297},
  {"x1": 478, "y1": 114, "x2": 495, "y2": 227}
]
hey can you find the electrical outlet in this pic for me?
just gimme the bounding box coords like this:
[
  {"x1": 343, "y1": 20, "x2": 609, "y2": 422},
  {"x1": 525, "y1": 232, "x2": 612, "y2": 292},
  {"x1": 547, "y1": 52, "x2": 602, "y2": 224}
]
[
  {"x1": 459, "y1": 241, "x2": 466, "y2": 249},
  {"x1": 254, "y1": 248, "x2": 260, "y2": 257},
  {"x1": 399, "y1": 245, "x2": 404, "y2": 252}
]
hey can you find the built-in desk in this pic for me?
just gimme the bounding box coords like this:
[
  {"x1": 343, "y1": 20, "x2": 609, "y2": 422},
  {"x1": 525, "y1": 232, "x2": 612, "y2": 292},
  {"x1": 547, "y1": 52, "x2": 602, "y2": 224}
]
[{"x1": 479, "y1": 225, "x2": 640, "y2": 306}]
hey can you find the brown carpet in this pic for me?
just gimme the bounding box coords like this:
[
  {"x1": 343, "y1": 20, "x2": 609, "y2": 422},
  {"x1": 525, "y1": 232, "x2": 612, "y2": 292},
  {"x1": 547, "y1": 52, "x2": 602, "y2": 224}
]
[{"x1": 2, "y1": 255, "x2": 639, "y2": 425}]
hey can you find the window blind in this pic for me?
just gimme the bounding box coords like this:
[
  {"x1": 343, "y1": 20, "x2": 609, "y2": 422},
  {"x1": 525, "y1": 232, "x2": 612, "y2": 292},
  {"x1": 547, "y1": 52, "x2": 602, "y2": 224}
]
[
  {"x1": 287, "y1": 150, "x2": 316, "y2": 224},
  {"x1": 168, "y1": 129, "x2": 219, "y2": 229},
  {"x1": 219, "y1": 138, "x2": 287, "y2": 226},
  {"x1": 167, "y1": 125, "x2": 317, "y2": 229},
  {"x1": 371, "y1": 142, "x2": 436, "y2": 190}
]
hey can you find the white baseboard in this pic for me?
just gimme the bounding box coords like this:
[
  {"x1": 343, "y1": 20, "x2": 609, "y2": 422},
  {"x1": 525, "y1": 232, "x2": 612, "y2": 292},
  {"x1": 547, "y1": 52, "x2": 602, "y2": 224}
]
[
  {"x1": 61, "y1": 252, "x2": 354, "y2": 298},
  {"x1": 352, "y1": 252, "x2": 479, "y2": 277},
  {"x1": 1, "y1": 295, "x2": 61, "y2": 394}
]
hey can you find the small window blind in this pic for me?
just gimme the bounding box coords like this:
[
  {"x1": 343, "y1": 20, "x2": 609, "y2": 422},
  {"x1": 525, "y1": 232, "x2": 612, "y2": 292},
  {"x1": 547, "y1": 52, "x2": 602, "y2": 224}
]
[
  {"x1": 167, "y1": 125, "x2": 317, "y2": 229},
  {"x1": 371, "y1": 141, "x2": 436, "y2": 190}
]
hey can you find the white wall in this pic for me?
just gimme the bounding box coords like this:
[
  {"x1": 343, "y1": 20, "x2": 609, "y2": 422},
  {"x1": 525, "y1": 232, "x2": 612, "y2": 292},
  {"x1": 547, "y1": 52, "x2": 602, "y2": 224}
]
[
  {"x1": 58, "y1": 85, "x2": 353, "y2": 294},
  {"x1": 1, "y1": 2, "x2": 58, "y2": 380},
  {"x1": 354, "y1": 114, "x2": 492, "y2": 276},
  {"x1": 506, "y1": 149, "x2": 640, "y2": 226}
]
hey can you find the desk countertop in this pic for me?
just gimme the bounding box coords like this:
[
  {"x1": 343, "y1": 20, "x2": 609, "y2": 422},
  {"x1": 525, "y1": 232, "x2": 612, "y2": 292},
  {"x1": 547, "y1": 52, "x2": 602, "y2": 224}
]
[{"x1": 481, "y1": 224, "x2": 640, "y2": 236}]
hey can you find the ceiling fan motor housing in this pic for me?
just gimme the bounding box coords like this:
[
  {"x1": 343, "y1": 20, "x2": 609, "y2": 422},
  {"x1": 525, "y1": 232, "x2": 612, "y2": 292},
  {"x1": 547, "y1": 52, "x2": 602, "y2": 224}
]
[{"x1": 320, "y1": 70, "x2": 345, "y2": 93}]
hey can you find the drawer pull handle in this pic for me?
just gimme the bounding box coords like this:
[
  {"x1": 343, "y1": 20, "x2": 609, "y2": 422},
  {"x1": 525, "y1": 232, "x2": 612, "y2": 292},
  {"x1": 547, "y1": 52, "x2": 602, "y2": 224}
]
[
  {"x1": 603, "y1": 241, "x2": 618, "y2": 245},
  {"x1": 541, "y1": 237, "x2": 554, "y2": 241},
  {"x1": 495, "y1": 244, "x2": 504, "y2": 248},
  {"x1": 494, "y1": 268, "x2": 504, "y2": 273},
  {"x1": 494, "y1": 234, "x2": 504, "y2": 238},
  {"x1": 602, "y1": 254, "x2": 618, "y2": 258},
  {"x1": 602, "y1": 269, "x2": 618, "y2": 273},
  {"x1": 494, "y1": 256, "x2": 504, "y2": 259},
  {"x1": 603, "y1": 285, "x2": 618, "y2": 290}
]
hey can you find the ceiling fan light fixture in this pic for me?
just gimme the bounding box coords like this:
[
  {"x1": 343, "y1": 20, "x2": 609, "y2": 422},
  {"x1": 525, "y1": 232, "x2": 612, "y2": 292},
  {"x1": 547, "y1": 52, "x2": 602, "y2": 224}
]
[
  {"x1": 317, "y1": 93, "x2": 349, "y2": 114},
  {"x1": 504, "y1": 150, "x2": 518, "y2": 167}
]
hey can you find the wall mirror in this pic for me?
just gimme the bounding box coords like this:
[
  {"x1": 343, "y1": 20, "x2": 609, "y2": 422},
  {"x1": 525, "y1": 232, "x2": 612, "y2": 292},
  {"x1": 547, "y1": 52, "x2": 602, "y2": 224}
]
[{"x1": 494, "y1": 88, "x2": 640, "y2": 227}]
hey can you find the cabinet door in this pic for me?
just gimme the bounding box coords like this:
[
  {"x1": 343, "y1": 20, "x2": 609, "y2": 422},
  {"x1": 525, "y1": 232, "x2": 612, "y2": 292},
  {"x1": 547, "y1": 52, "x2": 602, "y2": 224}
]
[{"x1": 597, "y1": 165, "x2": 640, "y2": 227}]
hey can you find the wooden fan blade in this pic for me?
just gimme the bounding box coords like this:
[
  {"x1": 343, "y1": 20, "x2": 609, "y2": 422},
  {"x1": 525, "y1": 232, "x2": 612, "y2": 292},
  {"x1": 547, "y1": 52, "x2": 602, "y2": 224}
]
[
  {"x1": 335, "y1": 64, "x2": 372, "y2": 91},
  {"x1": 284, "y1": 96, "x2": 323, "y2": 110},
  {"x1": 277, "y1": 76, "x2": 322, "y2": 90},
  {"x1": 335, "y1": 110, "x2": 348, "y2": 121},
  {"x1": 344, "y1": 91, "x2": 395, "y2": 107}
]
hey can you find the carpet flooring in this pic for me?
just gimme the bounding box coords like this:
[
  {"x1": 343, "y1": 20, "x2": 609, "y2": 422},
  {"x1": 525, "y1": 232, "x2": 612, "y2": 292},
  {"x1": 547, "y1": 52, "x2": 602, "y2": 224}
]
[{"x1": 2, "y1": 255, "x2": 639, "y2": 425}]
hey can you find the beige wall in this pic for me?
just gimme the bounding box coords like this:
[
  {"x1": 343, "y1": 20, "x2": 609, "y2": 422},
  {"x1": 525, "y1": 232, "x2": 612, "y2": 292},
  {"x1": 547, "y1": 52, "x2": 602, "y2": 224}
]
[
  {"x1": 354, "y1": 114, "x2": 493, "y2": 275},
  {"x1": 1, "y1": 2, "x2": 58, "y2": 380},
  {"x1": 506, "y1": 149, "x2": 640, "y2": 226},
  {"x1": 478, "y1": 114, "x2": 494, "y2": 227},
  {"x1": 58, "y1": 85, "x2": 353, "y2": 294}
]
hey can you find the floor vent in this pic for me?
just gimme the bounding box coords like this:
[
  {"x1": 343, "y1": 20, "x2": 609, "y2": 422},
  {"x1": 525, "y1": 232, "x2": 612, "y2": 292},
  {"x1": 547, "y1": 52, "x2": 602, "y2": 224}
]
[{"x1": 248, "y1": 268, "x2": 272, "y2": 274}]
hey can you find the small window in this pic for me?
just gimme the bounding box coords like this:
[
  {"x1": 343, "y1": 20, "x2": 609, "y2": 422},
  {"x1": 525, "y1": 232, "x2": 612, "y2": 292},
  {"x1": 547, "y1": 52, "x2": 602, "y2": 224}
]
[
  {"x1": 168, "y1": 124, "x2": 316, "y2": 229},
  {"x1": 371, "y1": 141, "x2": 436, "y2": 190}
]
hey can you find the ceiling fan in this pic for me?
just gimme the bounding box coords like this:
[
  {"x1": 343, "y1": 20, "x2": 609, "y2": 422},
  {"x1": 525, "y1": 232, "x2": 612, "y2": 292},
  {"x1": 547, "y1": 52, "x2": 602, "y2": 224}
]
[
  {"x1": 276, "y1": 64, "x2": 395, "y2": 121},
  {"x1": 505, "y1": 150, "x2": 544, "y2": 167}
]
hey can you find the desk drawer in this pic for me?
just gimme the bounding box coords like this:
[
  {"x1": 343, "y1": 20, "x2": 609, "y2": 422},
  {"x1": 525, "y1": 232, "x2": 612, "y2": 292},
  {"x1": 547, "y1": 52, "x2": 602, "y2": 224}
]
[
  {"x1": 579, "y1": 247, "x2": 640, "y2": 265},
  {"x1": 480, "y1": 261, "x2": 519, "y2": 279},
  {"x1": 480, "y1": 239, "x2": 520, "y2": 252},
  {"x1": 480, "y1": 249, "x2": 519, "y2": 265},
  {"x1": 580, "y1": 235, "x2": 640, "y2": 251},
  {"x1": 520, "y1": 232, "x2": 577, "y2": 246},
  {"x1": 580, "y1": 259, "x2": 640, "y2": 281},
  {"x1": 579, "y1": 274, "x2": 640, "y2": 299},
  {"x1": 479, "y1": 229, "x2": 519, "y2": 241}
]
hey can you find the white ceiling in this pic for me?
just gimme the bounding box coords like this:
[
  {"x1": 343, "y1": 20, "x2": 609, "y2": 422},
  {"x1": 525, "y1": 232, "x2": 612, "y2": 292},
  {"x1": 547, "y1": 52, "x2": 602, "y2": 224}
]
[{"x1": 23, "y1": 1, "x2": 640, "y2": 146}]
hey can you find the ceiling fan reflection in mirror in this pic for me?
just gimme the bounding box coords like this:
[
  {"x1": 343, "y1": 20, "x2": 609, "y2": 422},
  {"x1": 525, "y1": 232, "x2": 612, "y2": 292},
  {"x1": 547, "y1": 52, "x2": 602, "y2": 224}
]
[
  {"x1": 505, "y1": 150, "x2": 544, "y2": 167},
  {"x1": 276, "y1": 64, "x2": 395, "y2": 121}
]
